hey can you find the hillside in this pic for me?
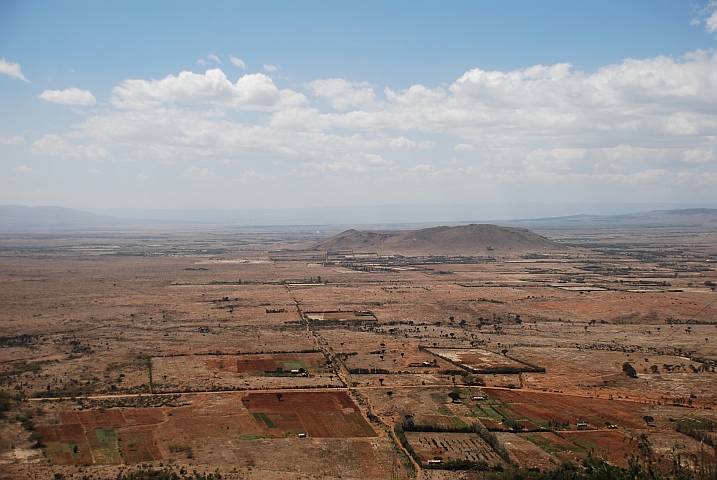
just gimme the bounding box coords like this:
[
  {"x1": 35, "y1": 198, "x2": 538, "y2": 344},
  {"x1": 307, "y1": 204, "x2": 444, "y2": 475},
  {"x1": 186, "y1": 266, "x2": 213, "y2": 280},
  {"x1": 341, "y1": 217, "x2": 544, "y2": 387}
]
[{"x1": 310, "y1": 224, "x2": 560, "y2": 255}]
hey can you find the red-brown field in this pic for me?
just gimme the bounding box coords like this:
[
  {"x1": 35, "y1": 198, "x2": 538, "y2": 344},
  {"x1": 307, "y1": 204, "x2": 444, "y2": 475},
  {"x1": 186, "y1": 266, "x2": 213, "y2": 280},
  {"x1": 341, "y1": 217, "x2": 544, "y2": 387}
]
[
  {"x1": 485, "y1": 388, "x2": 647, "y2": 429},
  {"x1": 242, "y1": 391, "x2": 377, "y2": 438},
  {"x1": 558, "y1": 430, "x2": 637, "y2": 467}
]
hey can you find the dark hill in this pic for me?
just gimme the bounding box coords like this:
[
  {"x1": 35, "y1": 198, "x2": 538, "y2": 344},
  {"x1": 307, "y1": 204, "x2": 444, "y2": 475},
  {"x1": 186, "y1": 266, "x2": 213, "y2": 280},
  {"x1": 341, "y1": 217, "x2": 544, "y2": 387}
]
[{"x1": 311, "y1": 224, "x2": 560, "y2": 255}]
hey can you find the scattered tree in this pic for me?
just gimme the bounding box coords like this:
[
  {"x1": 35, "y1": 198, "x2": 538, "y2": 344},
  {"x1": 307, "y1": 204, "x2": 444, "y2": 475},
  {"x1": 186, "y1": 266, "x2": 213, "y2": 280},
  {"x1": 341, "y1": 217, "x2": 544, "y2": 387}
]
[{"x1": 623, "y1": 362, "x2": 638, "y2": 378}]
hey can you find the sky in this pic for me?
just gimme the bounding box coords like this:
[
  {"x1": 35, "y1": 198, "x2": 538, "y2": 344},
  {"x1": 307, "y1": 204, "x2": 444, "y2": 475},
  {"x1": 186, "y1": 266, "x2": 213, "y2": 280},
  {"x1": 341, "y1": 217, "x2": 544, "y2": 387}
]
[{"x1": 2, "y1": 0, "x2": 717, "y2": 213}]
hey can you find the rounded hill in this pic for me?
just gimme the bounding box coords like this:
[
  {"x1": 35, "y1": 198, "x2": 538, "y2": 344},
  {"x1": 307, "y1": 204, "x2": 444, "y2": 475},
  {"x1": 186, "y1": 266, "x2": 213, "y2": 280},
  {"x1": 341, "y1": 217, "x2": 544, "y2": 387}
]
[{"x1": 310, "y1": 224, "x2": 560, "y2": 255}]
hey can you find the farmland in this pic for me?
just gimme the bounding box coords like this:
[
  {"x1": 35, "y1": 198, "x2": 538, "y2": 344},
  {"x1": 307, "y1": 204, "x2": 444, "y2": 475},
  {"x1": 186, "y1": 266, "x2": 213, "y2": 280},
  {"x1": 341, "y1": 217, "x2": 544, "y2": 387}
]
[{"x1": 1, "y1": 219, "x2": 717, "y2": 479}]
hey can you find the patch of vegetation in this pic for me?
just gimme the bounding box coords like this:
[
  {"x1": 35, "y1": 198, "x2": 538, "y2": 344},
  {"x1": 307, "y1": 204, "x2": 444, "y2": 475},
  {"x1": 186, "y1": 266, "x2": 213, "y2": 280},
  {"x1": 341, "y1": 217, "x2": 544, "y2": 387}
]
[
  {"x1": 425, "y1": 459, "x2": 490, "y2": 471},
  {"x1": 115, "y1": 466, "x2": 222, "y2": 480},
  {"x1": 0, "y1": 334, "x2": 41, "y2": 347},
  {"x1": 477, "y1": 425, "x2": 511, "y2": 463},
  {"x1": 0, "y1": 390, "x2": 15, "y2": 417},
  {"x1": 0, "y1": 360, "x2": 44, "y2": 380},
  {"x1": 168, "y1": 444, "x2": 194, "y2": 458},
  {"x1": 675, "y1": 418, "x2": 716, "y2": 447},
  {"x1": 622, "y1": 362, "x2": 638, "y2": 378}
]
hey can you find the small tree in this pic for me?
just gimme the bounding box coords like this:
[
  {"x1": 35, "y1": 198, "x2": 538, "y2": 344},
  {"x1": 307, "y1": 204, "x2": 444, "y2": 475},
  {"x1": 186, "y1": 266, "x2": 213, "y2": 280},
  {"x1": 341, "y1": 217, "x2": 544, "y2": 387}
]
[
  {"x1": 276, "y1": 393, "x2": 283, "y2": 402},
  {"x1": 448, "y1": 391, "x2": 461, "y2": 403},
  {"x1": 623, "y1": 362, "x2": 638, "y2": 378}
]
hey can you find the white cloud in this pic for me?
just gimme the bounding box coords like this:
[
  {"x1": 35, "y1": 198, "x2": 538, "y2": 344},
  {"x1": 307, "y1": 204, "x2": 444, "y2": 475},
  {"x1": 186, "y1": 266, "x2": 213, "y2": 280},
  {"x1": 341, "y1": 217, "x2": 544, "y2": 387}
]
[
  {"x1": 0, "y1": 58, "x2": 29, "y2": 81},
  {"x1": 12, "y1": 165, "x2": 35, "y2": 174},
  {"x1": 39, "y1": 88, "x2": 96, "y2": 106},
  {"x1": 693, "y1": 1, "x2": 717, "y2": 34},
  {"x1": 302, "y1": 153, "x2": 393, "y2": 173},
  {"x1": 229, "y1": 56, "x2": 246, "y2": 69},
  {"x1": 28, "y1": 49, "x2": 717, "y2": 203},
  {"x1": 208, "y1": 54, "x2": 221, "y2": 64},
  {"x1": 306, "y1": 78, "x2": 376, "y2": 110},
  {"x1": 388, "y1": 136, "x2": 432, "y2": 150},
  {"x1": 137, "y1": 173, "x2": 151, "y2": 181},
  {"x1": 682, "y1": 148, "x2": 716, "y2": 163},
  {"x1": 111, "y1": 69, "x2": 306, "y2": 110},
  {"x1": 30, "y1": 134, "x2": 112, "y2": 160},
  {"x1": 454, "y1": 143, "x2": 476, "y2": 151},
  {"x1": 263, "y1": 64, "x2": 278, "y2": 72},
  {"x1": 87, "y1": 169, "x2": 102, "y2": 175},
  {"x1": 182, "y1": 166, "x2": 219, "y2": 181},
  {"x1": 1, "y1": 135, "x2": 25, "y2": 145},
  {"x1": 196, "y1": 59, "x2": 207, "y2": 66}
]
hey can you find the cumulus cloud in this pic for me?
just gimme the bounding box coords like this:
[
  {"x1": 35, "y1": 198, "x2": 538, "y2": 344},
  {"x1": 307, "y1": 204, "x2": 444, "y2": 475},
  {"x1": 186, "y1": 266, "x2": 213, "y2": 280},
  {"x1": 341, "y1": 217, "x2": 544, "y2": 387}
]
[
  {"x1": 229, "y1": 56, "x2": 246, "y2": 69},
  {"x1": 388, "y1": 136, "x2": 432, "y2": 150},
  {"x1": 454, "y1": 143, "x2": 476, "y2": 151},
  {"x1": 693, "y1": 1, "x2": 717, "y2": 34},
  {"x1": 263, "y1": 64, "x2": 278, "y2": 72},
  {"x1": 682, "y1": 148, "x2": 716, "y2": 163},
  {"x1": 0, "y1": 58, "x2": 29, "y2": 81},
  {"x1": 1, "y1": 135, "x2": 25, "y2": 145},
  {"x1": 28, "y1": 49, "x2": 717, "y2": 201},
  {"x1": 306, "y1": 78, "x2": 376, "y2": 110},
  {"x1": 30, "y1": 134, "x2": 112, "y2": 160},
  {"x1": 39, "y1": 88, "x2": 96, "y2": 106},
  {"x1": 12, "y1": 165, "x2": 35, "y2": 174},
  {"x1": 182, "y1": 166, "x2": 219, "y2": 181},
  {"x1": 302, "y1": 153, "x2": 393, "y2": 173},
  {"x1": 111, "y1": 69, "x2": 306, "y2": 110}
]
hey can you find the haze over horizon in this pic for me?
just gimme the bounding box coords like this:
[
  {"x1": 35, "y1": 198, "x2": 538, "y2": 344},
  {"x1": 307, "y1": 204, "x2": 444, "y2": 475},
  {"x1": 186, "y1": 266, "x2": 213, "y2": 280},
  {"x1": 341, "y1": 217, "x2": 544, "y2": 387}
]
[{"x1": 2, "y1": 1, "x2": 717, "y2": 214}]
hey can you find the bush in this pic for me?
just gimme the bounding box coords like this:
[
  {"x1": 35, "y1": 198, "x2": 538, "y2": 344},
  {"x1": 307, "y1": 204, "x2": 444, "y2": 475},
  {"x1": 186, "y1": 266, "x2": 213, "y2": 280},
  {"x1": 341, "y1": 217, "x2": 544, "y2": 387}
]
[{"x1": 622, "y1": 362, "x2": 638, "y2": 378}]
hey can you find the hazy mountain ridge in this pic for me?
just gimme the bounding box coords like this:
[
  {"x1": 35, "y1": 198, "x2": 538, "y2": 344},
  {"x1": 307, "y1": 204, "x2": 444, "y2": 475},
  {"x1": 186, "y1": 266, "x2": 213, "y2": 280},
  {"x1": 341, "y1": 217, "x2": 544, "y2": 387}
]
[
  {"x1": 1, "y1": 205, "x2": 716, "y2": 230},
  {"x1": 0, "y1": 205, "x2": 136, "y2": 228}
]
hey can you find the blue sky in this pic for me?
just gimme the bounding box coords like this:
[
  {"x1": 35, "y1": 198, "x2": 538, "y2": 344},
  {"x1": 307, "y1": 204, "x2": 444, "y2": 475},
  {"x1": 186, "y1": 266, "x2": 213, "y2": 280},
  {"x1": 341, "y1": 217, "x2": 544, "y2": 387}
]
[{"x1": 2, "y1": 1, "x2": 717, "y2": 212}]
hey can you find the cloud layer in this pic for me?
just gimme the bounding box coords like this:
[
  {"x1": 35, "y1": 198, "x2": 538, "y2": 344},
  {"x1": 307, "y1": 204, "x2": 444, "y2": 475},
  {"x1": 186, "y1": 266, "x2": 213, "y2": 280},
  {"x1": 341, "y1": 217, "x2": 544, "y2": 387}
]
[{"x1": 23, "y1": 50, "x2": 717, "y2": 203}]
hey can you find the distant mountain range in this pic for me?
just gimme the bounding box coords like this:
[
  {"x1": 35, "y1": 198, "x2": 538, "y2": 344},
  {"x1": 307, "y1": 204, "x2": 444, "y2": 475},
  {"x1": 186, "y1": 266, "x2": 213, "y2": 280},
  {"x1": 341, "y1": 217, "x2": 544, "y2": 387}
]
[
  {"x1": 503, "y1": 208, "x2": 717, "y2": 229},
  {"x1": 0, "y1": 205, "x2": 138, "y2": 229},
  {"x1": 1, "y1": 205, "x2": 716, "y2": 230}
]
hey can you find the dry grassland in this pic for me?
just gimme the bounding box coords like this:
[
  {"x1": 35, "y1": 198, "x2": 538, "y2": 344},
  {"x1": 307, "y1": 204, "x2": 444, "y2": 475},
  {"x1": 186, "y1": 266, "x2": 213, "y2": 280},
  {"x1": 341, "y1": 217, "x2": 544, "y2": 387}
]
[{"x1": 1, "y1": 225, "x2": 716, "y2": 479}]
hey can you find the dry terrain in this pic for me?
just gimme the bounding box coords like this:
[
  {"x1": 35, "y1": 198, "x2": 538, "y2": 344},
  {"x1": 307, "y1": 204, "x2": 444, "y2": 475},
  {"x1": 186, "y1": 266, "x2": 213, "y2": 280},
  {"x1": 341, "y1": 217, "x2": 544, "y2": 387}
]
[{"x1": 1, "y1": 220, "x2": 716, "y2": 479}]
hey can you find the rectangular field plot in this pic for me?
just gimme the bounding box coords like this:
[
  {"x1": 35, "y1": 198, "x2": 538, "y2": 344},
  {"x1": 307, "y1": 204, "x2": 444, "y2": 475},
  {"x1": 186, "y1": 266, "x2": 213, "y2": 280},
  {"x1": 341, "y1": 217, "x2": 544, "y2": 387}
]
[
  {"x1": 151, "y1": 352, "x2": 341, "y2": 392},
  {"x1": 404, "y1": 432, "x2": 503, "y2": 467},
  {"x1": 484, "y1": 388, "x2": 645, "y2": 429},
  {"x1": 304, "y1": 310, "x2": 377, "y2": 323},
  {"x1": 242, "y1": 391, "x2": 377, "y2": 438},
  {"x1": 427, "y1": 348, "x2": 540, "y2": 373},
  {"x1": 234, "y1": 352, "x2": 327, "y2": 373},
  {"x1": 559, "y1": 430, "x2": 637, "y2": 468},
  {"x1": 520, "y1": 431, "x2": 585, "y2": 465},
  {"x1": 35, "y1": 423, "x2": 95, "y2": 465},
  {"x1": 495, "y1": 432, "x2": 558, "y2": 471}
]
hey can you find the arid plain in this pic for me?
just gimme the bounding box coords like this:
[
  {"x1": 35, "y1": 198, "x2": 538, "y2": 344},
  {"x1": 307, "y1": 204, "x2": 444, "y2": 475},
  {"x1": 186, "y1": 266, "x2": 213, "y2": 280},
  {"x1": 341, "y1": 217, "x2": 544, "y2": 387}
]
[{"x1": 1, "y1": 216, "x2": 717, "y2": 479}]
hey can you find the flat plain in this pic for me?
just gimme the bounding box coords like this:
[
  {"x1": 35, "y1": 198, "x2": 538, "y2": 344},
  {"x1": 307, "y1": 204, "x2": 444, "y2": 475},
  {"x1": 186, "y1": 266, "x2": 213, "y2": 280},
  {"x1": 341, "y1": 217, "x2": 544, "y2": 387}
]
[{"x1": 1, "y1": 219, "x2": 716, "y2": 479}]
